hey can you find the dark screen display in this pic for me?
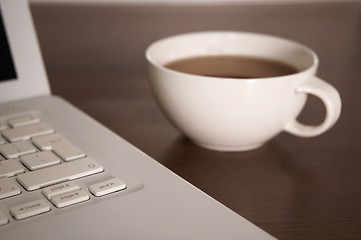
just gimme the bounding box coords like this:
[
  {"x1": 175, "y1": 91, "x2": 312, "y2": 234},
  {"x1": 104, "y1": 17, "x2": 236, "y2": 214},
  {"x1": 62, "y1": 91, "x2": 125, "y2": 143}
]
[{"x1": 0, "y1": 11, "x2": 17, "y2": 82}]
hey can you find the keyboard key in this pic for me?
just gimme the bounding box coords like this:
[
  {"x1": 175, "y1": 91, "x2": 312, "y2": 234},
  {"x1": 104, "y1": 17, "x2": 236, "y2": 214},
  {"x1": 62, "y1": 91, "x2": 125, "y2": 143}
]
[
  {"x1": 17, "y1": 157, "x2": 103, "y2": 191},
  {"x1": 89, "y1": 178, "x2": 126, "y2": 197},
  {"x1": 52, "y1": 140, "x2": 85, "y2": 161},
  {"x1": 42, "y1": 181, "x2": 80, "y2": 199},
  {"x1": 32, "y1": 133, "x2": 85, "y2": 161},
  {"x1": 50, "y1": 189, "x2": 89, "y2": 208},
  {"x1": 32, "y1": 133, "x2": 63, "y2": 150},
  {"x1": 0, "y1": 178, "x2": 21, "y2": 199},
  {"x1": 0, "y1": 122, "x2": 7, "y2": 131},
  {"x1": 0, "y1": 160, "x2": 25, "y2": 178},
  {"x1": 10, "y1": 199, "x2": 50, "y2": 220},
  {"x1": 0, "y1": 141, "x2": 37, "y2": 159},
  {"x1": 0, "y1": 135, "x2": 6, "y2": 144},
  {"x1": 8, "y1": 115, "x2": 40, "y2": 128},
  {"x1": 2, "y1": 123, "x2": 54, "y2": 142},
  {"x1": 0, "y1": 209, "x2": 9, "y2": 226},
  {"x1": 20, "y1": 151, "x2": 61, "y2": 170}
]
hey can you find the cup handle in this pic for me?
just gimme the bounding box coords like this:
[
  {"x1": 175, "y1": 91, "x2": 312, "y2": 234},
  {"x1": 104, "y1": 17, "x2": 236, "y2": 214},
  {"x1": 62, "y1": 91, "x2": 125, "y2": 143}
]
[{"x1": 284, "y1": 77, "x2": 341, "y2": 137}]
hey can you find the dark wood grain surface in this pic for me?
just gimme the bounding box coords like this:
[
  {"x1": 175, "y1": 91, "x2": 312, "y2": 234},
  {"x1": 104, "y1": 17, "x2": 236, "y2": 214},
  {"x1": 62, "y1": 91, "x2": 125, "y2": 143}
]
[{"x1": 31, "y1": 2, "x2": 361, "y2": 239}]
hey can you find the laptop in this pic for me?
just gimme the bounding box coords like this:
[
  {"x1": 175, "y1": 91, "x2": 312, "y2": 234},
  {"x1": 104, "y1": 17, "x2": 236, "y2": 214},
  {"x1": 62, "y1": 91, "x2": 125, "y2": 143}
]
[{"x1": 0, "y1": 0, "x2": 276, "y2": 239}]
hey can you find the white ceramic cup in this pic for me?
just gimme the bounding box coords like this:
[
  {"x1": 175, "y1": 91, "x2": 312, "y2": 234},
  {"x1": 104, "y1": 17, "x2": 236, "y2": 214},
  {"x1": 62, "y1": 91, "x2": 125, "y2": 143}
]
[{"x1": 146, "y1": 31, "x2": 341, "y2": 151}]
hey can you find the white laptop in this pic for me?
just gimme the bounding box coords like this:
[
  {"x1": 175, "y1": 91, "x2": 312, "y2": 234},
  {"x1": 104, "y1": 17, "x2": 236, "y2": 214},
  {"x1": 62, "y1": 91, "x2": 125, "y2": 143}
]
[{"x1": 0, "y1": 0, "x2": 276, "y2": 239}]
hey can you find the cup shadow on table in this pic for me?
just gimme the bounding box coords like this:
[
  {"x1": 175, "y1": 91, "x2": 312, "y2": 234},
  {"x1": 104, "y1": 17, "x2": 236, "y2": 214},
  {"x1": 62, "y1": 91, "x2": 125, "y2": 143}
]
[{"x1": 156, "y1": 135, "x2": 318, "y2": 236}]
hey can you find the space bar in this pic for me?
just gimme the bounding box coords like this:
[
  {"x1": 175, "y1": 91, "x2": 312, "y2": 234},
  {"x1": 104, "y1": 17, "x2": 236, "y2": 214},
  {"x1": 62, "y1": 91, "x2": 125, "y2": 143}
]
[{"x1": 17, "y1": 157, "x2": 103, "y2": 191}]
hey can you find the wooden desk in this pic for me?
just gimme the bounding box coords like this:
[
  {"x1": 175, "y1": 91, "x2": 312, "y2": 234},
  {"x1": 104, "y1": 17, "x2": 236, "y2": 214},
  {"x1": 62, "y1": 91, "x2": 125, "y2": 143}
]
[{"x1": 31, "y1": 2, "x2": 361, "y2": 239}]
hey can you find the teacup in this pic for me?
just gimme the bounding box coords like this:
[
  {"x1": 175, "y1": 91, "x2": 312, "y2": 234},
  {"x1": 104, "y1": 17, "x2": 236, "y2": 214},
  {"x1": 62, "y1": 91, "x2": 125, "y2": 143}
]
[{"x1": 146, "y1": 31, "x2": 341, "y2": 151}]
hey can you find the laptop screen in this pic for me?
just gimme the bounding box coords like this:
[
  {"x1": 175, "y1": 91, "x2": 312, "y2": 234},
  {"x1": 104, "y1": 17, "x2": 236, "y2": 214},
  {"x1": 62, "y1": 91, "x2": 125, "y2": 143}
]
[
  {"x1": 0, "y1": 11, "x2": 17, "y2": 82},
  {"x1": 0, "y1": 0, "x2": 50, "y2": 103}
]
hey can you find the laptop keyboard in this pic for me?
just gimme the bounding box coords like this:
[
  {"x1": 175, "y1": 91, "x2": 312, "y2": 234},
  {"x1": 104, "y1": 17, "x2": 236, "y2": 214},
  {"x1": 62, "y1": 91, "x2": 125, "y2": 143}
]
[{"x1": 0, "y1": 114, "x2": 127, "y2": 224}]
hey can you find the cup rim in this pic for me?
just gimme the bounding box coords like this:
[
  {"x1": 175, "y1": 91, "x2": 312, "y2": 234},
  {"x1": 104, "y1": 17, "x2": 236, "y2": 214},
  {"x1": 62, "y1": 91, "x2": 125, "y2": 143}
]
[{"x1": 146, "y1": 31, "x2": 319, "y2": 81}]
